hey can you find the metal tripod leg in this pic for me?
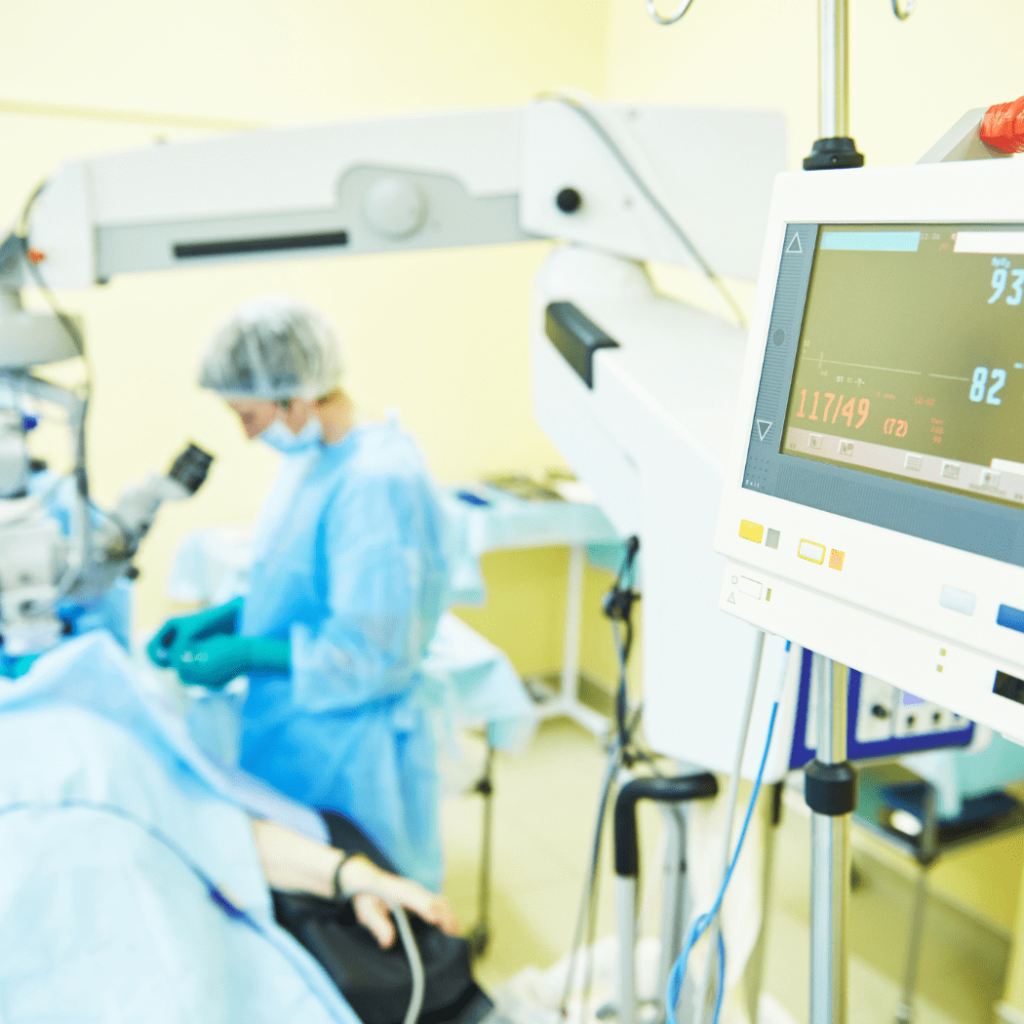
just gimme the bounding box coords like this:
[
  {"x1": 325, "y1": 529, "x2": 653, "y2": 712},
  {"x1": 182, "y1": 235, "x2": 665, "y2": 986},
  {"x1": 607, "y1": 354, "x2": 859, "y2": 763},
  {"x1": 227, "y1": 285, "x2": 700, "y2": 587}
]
[
  {"x1": 468, "y1": 742, "x2": 495, "y2": 960},
  {"x1": 895, "y1": 783, "x2": 937, "y2": 1024}
]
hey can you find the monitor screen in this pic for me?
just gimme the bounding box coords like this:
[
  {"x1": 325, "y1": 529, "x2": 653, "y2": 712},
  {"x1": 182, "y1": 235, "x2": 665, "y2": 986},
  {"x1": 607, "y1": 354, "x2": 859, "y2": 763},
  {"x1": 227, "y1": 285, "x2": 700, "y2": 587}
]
[
  {"x1": 782, "y1": 225, "x2": 1024, "y2": 508},
  {"x1": 741, "y1": 222, "x2": 1024, "y2": 568}
]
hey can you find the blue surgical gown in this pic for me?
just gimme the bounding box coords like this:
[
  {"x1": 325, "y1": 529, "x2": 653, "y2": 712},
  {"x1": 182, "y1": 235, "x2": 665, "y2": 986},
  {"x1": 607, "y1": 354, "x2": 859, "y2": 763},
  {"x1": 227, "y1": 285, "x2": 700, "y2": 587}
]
[{"x1": 239, "y1": 419, "x2": 449, "y2": 890}]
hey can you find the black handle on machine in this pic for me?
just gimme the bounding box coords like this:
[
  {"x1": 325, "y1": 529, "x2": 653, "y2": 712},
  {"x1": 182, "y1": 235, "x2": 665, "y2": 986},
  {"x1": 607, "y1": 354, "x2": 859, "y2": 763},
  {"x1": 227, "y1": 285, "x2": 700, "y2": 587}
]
[{"x1": 613, "y1": 772, "x2": 718, "y2": 879}]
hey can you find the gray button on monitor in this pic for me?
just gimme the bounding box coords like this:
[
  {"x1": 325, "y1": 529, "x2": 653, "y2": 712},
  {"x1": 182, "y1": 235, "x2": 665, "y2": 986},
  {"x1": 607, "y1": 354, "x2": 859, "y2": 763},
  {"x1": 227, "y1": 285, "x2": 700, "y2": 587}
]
[
  {"x1": 766, "y1": 528, "x2": 780, "y2": 549},
  {"x1": 939, "y1": 585, "x2": 976, "y2": 616}
]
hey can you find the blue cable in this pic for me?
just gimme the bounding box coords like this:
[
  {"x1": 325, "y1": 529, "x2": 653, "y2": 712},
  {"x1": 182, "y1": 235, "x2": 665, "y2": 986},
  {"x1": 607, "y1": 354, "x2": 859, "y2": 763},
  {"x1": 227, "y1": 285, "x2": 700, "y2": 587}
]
[{"x1": 665, "y1": 688, "x2": 783, "y2": 1023}]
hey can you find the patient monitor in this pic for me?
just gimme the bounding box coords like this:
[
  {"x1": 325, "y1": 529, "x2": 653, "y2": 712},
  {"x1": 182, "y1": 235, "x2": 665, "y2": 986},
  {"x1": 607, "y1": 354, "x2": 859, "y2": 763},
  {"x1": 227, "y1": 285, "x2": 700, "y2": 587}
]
[{"x1": 716, "y1": 157, "x2": 1024, "y2": 742}]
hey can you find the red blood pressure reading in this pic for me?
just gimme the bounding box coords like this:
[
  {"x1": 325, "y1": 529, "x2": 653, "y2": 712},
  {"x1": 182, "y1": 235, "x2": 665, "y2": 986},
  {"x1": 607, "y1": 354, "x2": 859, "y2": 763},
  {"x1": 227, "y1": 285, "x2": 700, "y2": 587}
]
[{"x1": 793, "y1": 391, "x2": 870, "y2": 428}]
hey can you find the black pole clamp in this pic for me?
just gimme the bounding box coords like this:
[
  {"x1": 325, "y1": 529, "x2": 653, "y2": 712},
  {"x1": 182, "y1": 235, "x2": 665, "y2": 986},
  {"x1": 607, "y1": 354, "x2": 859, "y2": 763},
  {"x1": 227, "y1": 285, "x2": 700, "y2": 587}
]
[{"x1": 804, "y1": 760, "x2": 858, "y2": 817}]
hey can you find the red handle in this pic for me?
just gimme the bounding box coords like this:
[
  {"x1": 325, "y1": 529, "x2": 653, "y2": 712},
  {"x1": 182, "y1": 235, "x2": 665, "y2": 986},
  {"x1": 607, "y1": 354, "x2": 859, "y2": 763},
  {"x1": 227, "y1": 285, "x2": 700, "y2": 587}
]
[{"x1": 981, "y1": 95, "x2": 1024, "y2": 154}]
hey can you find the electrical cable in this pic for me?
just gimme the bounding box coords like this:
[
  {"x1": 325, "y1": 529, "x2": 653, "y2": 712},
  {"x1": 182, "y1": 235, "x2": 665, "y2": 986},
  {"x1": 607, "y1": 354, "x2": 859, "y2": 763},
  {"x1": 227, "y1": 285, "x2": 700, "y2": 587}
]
[
  {"x1": 557, "y1": 734, "x2": 622, "y2": 1019},
  {"x1": 537, "y1": 93, "x2": 748, "y2": 329},
  {"x1": 694, "y1": 631, "x2": 764, "y2": 1015},
  {"x1": 665, "y1": 640, "x2": 790, "y2": 1024},
  {"x1": 557, "y1": 536, "x2": 657, "y2": 1021},
  {"x1": 353, "y1": 893, "x2": 424, "y2": 1024},
  {"x1": 11, "y1": 179, "x2": 96, "y2": 600}
]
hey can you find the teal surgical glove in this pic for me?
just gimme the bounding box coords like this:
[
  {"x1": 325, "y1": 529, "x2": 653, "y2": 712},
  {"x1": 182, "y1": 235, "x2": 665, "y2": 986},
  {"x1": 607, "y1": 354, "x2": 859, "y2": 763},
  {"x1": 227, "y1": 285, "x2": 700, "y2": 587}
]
[
  {"x1": 0, "y1": 653, "x2": 38, "y2": 680},
  {"x1": 148, "y1": 598, "x2": 243, "y2": 669},
  {"x1": 174, "y1": 634, "x2": 290, "y2": 689}
]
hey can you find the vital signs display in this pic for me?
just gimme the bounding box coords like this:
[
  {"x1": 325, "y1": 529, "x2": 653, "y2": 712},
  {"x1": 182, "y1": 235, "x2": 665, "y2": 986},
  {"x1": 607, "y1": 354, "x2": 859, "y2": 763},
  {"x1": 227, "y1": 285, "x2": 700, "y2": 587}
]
[
  {"x1": 715, "y1": 159, "x2": 1024, "y2": 741},
  {"x1": 739, "y1": 221, "x2": 1024, "y2": 567},
  {"x1": 782, "y1": 225, "x2": 1024, "y2": 508}
]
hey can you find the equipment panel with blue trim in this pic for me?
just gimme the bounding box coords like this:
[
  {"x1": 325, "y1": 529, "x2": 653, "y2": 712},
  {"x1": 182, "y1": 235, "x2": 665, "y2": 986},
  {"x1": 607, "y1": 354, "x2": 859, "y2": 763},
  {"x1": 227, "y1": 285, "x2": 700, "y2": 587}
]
[{"x1": 787, "y1": 649, "x2": 974, "y2": 769}]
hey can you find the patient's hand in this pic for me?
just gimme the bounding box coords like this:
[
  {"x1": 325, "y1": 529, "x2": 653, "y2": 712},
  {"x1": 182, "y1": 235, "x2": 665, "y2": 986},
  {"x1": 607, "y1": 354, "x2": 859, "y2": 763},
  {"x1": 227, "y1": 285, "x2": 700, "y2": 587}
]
[
  {"x1": 340, "y1": 854, "x2": 459, "y2": 949},
  {"x1": 250, "y1": 818, "x2": 458, "y2": 949}
]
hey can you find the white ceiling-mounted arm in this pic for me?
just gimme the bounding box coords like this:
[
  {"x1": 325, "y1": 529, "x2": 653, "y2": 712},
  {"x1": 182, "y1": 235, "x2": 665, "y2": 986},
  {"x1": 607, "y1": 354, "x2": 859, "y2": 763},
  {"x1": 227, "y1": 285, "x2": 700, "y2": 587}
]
[
  {"x1": 4, "y1": 108, "x2": 533, "y2": 290},
  {"x1": 1, "y1": 99, "x2": 787, "y2": 293}
]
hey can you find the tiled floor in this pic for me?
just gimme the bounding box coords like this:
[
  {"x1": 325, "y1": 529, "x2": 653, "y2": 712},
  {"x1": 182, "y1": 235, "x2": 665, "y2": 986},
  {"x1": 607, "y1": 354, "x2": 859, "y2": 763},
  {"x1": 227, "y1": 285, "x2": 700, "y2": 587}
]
[{"x1": 440, "y1": 717, "x2": 1012, "y2": 1023}]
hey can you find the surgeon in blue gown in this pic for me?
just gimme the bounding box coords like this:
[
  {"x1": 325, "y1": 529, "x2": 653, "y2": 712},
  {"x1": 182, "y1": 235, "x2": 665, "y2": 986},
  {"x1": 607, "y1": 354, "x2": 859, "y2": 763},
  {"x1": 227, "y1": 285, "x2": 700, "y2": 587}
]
[{"x1": 150, "y1": 296, "x2": 449, "y2": 890}]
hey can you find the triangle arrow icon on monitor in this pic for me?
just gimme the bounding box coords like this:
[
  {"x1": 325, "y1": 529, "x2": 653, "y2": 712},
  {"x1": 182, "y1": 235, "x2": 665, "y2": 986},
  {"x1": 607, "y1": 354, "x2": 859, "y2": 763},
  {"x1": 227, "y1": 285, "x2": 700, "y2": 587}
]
[
  {"x1": 757, "y1": 420, "x2": 773, "y2": 441},
  {"x1": 786, "y1": 234, "x2": 802, "y2": 254}
]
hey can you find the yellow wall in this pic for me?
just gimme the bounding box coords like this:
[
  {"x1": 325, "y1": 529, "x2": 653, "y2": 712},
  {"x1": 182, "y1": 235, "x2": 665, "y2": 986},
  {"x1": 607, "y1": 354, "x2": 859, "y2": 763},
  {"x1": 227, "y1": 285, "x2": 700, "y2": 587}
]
[
  {"x1": 605, "y1": 0, "x2": 1024, "y2": 170},
  {"x1": 0, "y1": 0, "x2": 612, "y2": 631},
  {"x1": 4, "y1": 0, "x2": 1024, "y2": 963}
]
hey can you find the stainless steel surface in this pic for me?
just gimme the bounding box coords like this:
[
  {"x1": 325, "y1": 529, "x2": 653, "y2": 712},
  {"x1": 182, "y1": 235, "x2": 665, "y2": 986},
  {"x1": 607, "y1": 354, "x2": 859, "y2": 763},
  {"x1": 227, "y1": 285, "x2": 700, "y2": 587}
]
[
  {"x1": 817, "y1": 0, "x2": 850, "y2": 138},
  {"x1": 744, "y1": 785, "x2": 780, "y2": 1020},
  {"x1": 809, "y1": 656, "x2": 851, "y2": 1024},
  {"x1": 696, "y1": 629, "x2": 766, "y2": 1020},
  {"x1": 657, "y1": 804, "x2": 688, "y2": 1024},
  {"x1": 896, "y1": 868, "x2": 930, "y2": 1023},
  {"x1": 617, "y1": 876, "x2": 638, "y2": 1024}
]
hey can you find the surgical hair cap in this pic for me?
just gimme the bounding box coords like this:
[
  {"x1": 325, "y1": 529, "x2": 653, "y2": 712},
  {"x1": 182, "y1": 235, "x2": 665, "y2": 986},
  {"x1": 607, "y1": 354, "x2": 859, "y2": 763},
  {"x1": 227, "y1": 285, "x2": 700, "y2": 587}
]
[{"x1": 198, "y1": 295, "x2": 344, "y2": 401}]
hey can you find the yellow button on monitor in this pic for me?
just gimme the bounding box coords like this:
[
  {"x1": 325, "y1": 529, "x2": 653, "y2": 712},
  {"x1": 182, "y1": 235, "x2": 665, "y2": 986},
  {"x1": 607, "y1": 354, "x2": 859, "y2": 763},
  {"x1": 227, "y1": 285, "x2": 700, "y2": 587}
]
[
  {"x1": 829, "y1": 549, "x2": 845, "y2": 571},
  {"x1": 739, "y1": 519, "x2": 764, "y2": 544},
  {"x1": 798, "y1": 539, "x2": 826, "y2": 564}
]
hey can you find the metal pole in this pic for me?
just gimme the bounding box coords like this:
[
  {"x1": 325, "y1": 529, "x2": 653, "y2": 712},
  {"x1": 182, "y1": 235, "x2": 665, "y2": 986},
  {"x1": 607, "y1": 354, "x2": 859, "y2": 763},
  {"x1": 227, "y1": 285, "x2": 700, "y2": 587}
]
[
  {"x1": 818, "y1": 0, "x2": 850, "y2": 138},
  {"x1": 809, "y1": 655, "x2": 852, "y2": 1024},
  {"x1": 657, "y1": 804, "x2": 688, "y2": 1023},
  {"x1": 805, "y1": 0, "x2": 862, "y2": 169},
  {"x1": 616, "y1": 875, "x2": 638, "y2": 1024}
]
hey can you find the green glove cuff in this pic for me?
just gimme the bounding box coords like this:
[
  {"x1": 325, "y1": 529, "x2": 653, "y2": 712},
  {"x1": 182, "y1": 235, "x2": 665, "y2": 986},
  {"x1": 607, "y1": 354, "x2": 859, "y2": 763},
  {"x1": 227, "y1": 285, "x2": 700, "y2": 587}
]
[{"x1": 246, "y1": 637, "x2": 291, "y2": 676}]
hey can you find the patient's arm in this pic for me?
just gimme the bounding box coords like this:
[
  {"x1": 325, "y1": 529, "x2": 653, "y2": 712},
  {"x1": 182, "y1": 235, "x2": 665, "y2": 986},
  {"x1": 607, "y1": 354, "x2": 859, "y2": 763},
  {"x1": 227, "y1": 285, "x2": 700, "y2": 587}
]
[{"x1": 249, "y1": 817, "x2": 458, "y2": 949}]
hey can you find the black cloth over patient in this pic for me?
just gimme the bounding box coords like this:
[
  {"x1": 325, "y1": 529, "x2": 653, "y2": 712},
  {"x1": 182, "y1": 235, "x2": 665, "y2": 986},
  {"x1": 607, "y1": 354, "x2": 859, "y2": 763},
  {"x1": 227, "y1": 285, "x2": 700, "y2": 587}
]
[{"x1": 271, "y1": 811, "x2": 492, "y2": 1024}]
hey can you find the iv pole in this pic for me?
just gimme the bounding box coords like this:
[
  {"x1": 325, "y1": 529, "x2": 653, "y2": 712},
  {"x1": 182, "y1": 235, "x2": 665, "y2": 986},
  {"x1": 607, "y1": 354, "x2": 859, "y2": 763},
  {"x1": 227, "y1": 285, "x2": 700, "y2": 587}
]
[
  {"x1": 804, "y1": 0, "x2": 864, "y2": 170},
  {"x1": 804, "y1": 6, "x2": 862, "y2": 1022}
]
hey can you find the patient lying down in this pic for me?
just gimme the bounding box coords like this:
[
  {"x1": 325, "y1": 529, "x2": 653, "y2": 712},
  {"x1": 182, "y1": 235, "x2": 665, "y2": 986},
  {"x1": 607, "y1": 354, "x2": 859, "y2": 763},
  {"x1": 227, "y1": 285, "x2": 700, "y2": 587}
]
[{"x1": 0, "y1": 630, "x2": 456, "y2": 1024}]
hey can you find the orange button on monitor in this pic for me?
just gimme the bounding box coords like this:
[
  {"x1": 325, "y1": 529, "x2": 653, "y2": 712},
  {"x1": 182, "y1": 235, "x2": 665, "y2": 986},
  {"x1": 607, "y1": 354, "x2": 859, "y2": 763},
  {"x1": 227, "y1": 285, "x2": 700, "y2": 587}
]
[
  {"x1": 739, "y1": 519, "x2": 764, "y2": 544},
  {"x1": 829, "y1": 549, "x2": 845, "y2": 571}
]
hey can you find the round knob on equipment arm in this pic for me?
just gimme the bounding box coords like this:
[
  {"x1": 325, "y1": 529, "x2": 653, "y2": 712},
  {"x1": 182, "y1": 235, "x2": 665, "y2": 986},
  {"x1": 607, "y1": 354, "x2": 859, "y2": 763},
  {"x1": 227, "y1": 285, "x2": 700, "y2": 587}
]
[{"x1": 555, "y1": 188, "x2": 582, "y2": 214}]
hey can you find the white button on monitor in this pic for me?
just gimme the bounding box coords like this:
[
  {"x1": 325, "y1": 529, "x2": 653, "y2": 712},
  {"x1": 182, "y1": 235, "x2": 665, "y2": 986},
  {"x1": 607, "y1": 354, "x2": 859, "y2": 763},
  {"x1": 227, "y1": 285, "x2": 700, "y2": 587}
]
[
  {"x1": 798, "y1": 539, "x2": 826, "y2": 564},
  {"x1": 738, "y1": 576, "x2": 763, "y2": 599},
  {"x1": 939, "y1": 584, "x2": 976, "y2": 616}
]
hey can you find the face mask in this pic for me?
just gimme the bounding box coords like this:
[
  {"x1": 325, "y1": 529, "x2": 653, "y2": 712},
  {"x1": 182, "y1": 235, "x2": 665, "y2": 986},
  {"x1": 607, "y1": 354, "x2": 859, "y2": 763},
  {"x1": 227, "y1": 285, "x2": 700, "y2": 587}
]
[{"x1": 259, "y1": 416, "x2": 323, "y2": 454}]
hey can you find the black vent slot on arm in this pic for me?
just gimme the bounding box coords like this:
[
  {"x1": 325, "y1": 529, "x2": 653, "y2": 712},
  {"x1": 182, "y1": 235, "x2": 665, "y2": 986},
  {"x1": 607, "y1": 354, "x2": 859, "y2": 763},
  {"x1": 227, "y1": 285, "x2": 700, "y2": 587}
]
[
  {"x1": 545, "y1": 301, "x2": 620, "y2": 389},
  {"x1": 174, "y1": 230, "x2": 349, "y2": 260}
]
